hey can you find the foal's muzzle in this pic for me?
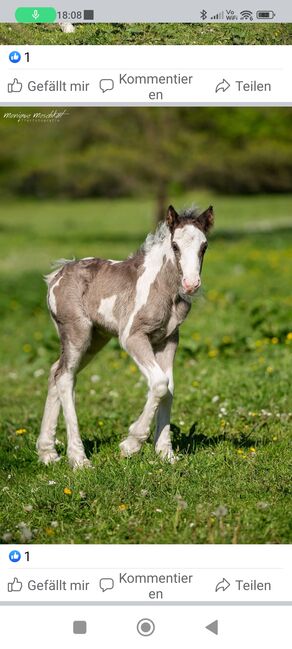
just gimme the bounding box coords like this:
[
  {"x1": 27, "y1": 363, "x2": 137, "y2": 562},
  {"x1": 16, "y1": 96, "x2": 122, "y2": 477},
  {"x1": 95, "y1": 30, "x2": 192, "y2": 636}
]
[{"x1": 182, "y1": 278, "x2": 201, "y2": 295}]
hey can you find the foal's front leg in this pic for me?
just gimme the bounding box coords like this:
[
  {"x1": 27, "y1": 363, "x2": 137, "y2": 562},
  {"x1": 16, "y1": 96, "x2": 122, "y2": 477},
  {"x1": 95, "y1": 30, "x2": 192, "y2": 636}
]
[
  {"x1": 154, "y1": 331, "x2": 178, "y2": 462},
  {"x1": 119, "y1": 333, "x2": 169, "y2": 458}
]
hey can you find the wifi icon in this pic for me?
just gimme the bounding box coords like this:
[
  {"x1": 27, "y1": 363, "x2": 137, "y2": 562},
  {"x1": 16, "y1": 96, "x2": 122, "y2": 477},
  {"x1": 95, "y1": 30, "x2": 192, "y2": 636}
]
[{"x1": 240, "y1": 9, "x2": 253, "y2": 19}]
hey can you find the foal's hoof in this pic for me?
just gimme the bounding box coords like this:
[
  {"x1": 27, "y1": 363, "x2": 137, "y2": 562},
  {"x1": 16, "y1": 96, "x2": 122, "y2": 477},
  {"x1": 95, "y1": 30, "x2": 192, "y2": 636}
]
[
  {"x1": 38, "y1": 450, "x2": 60, "y2": 465},
  {"x1": 68, "y1": 455, "x2": 92, "y2": 470},
  {"x1": 155, "y1": 445, "x2": 178, "y2": 464},
  {"x1": 120, "y1": 437, "x2": 141, "y2": 458}
]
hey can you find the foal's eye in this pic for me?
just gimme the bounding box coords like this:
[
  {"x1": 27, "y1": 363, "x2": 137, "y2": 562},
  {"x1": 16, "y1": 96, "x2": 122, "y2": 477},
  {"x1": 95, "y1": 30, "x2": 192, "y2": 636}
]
[
  {"x1": 172, "y1": 242, "x2": 180, "y2": 253},
  {"x1": 202, "y1": 243, "x2": 208, "y2": 254}
]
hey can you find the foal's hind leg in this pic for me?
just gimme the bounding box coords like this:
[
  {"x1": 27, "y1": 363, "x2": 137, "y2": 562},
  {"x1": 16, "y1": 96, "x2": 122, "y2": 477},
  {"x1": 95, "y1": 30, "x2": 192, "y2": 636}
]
[
  {"x1": 37, "y1": 360, "x2": 61, "y2": 464},
  {"x1": 54, "y1": 322, "x2": 93, "y2": 469}
]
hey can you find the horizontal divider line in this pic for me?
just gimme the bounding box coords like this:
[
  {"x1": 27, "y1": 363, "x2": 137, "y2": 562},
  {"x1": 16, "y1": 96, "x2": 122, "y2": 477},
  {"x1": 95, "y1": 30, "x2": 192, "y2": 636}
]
[
  {"x1": 0, "y1": 601, "x2": 291, "y2": 606},
  {"x1": 0, "y1": 103, "x2": 291, "y2": 108}
]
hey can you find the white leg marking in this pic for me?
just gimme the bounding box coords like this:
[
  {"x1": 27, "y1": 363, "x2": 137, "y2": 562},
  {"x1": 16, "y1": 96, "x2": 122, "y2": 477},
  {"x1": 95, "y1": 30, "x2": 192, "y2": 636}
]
[
  {"x1": 56, "y1": 343, "x2": 91, "y2": 469},
  {"x1": 120, "y1": 387, "x2": 161, "y2": 457},
  {"x1": 155, "y1": 368, "x2": 176, "y2": 463},
  {"x1": 37, "y1": 361, "x2": 61, "y2": 464},
  {"x1": 154, "y1": 334, "x2": 178, "y2": 463},
  {"x1": 145, "y1": 362, "x2": 169, "y2": 397},
  {"x1": 120, "y1": 335, "x2": 169, "y2": 457}
]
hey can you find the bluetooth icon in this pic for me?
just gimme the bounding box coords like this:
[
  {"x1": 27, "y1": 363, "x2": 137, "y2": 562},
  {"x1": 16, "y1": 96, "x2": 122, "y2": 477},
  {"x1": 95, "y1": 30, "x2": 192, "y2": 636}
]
[{"x1": 200, "y1": 9, "x2": 208, "y2": 19}]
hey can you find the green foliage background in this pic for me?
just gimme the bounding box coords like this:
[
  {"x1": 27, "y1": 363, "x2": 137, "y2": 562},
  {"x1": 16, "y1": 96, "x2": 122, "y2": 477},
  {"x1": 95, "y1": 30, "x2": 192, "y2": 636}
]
[
  {"x1": 0, "y1": 22, "x2": 291, "y2": 45},
  {"x1": 1, "y1": 108, "x2": 292, "y2": 205}
]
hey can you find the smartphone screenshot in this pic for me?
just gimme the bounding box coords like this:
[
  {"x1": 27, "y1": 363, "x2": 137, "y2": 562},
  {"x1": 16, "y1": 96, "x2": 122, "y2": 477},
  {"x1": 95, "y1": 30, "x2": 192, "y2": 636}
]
[{"x1": 0, "y1": 2, "x2": 291, "y2": 647}]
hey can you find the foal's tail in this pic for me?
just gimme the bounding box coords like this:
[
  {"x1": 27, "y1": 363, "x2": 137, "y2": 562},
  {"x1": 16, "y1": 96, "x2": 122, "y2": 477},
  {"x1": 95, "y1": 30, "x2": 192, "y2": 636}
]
[{"x1": 44, "y1": 258, "x2": 75, "y2": 286}]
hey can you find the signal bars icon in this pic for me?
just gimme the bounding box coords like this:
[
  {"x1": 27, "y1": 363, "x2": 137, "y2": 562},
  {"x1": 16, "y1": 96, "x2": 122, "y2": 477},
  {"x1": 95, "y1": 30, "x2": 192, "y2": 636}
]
[{"x1": 210, "y1": 10, "x2": 224, "y2": 19}]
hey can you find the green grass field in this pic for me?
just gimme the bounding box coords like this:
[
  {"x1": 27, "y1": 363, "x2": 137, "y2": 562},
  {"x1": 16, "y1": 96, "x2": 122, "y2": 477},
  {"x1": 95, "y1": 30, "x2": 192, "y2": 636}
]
[
  {"x1": 0, "y1": 23, "x2": 291, "y2": 45},
  {"x1": 0, "y1": 192, "x2": 291, "y2": 544}
]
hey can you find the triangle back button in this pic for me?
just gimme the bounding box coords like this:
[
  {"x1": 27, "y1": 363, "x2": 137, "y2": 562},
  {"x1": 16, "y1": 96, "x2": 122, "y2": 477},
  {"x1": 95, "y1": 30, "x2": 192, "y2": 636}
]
[{"x1": 206, "y1": 620, "x2": 219, "y2": 635}]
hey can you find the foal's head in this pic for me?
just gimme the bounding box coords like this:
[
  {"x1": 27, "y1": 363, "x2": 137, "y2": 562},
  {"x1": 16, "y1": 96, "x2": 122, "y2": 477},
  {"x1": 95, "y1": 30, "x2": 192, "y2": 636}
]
[{"x1": 166, "y1": 204, "x2": 214, "y2": 296}]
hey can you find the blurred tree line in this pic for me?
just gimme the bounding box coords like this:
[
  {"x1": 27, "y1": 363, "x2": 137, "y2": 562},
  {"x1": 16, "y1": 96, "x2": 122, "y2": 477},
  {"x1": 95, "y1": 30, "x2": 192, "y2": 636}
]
[{"x1": 0, "y1": 107, "x2": 292, "y2": 216}]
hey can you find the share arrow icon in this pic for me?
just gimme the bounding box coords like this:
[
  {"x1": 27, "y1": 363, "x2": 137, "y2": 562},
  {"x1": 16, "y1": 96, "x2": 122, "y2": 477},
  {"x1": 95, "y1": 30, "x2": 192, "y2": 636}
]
[
  {"x1": 215, "y1": 78, "x2": 231, "y2": 93},
  {"x1": 206, "y1": 620, "x2": 219, "y2": 635},
  {"x1": 215, "y1": 577, "x2": 231, "y2": 592}
]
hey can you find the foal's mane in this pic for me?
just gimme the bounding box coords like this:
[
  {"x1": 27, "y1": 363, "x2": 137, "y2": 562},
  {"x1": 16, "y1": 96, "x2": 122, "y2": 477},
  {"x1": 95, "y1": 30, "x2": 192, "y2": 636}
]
[{"x1": 141, "y1": 206, "x2": 202, "y2": 254}]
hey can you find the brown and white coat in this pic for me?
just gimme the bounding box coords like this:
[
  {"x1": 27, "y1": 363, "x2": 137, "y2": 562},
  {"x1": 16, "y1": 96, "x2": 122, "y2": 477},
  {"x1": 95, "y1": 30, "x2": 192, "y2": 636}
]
[{"x1": 37, "y1": 204, "x2": 214, "y2": 468}]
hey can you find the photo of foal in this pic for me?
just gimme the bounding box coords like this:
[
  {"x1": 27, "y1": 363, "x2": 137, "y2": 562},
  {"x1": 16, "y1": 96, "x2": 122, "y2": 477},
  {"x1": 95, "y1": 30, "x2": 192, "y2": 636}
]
[{"x1": 37, "y1": 204, "x2": 214, "y2": 468}]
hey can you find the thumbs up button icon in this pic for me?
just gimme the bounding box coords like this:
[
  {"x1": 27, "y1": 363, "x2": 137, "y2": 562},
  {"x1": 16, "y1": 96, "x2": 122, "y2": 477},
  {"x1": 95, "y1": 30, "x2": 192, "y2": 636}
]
[
  {"x1": 8, "y1": 577, "x2": 23, "y2": 592},
  {"x1": 8, "y1": 78, "x2": 23, "y2": 93}
]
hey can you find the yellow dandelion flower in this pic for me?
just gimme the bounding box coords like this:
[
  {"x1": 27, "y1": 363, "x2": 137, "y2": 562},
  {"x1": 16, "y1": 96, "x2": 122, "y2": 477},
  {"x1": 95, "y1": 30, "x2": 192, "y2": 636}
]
[
  {"x1": 249, "y1": 447, "x2": 256, "y2": 453},
  {"x1": 266, "y1": 366, "x2": 274, "y2": 374},
  {"x1": 271, "y1": 337, "x2": 279, "y2": 345},
  {"x1": 16, "y1": 428, "x2": 27, "y2": 435},
  {"x1": 237, "y1": 449, "x2": 244, "y2": 455},
  {"x1": 222, "y1": 335, "x2": 232, "y2": 344},
  {"x1": 23, "y1": 344, "x2": 32, "y2": 353},
  {"x1": 98, "y1": 420, "x2": 104, "y2": 426},
  {"x1": 208, "y1": 349, "x2": 218, "y2": 358},
  {"x1": 63, "y1": 487, "x2": 72, "y2": 496},
  {"x1": 286, "y1": 332, "x2": 292, "y2": 341},
  {"x1": 192, "y1": 332, "x2": 201, "y2": 341},
  {"x1": 45, "y1": 527, "x2": 54, "y2": 536},
  {"x1": 110, "y1": 361, "x2": 120, "y2": 369},
  {"x1": 272, "y1": 436, "x2": 278, "y2": 441},
  {"x1": 118, "y1": 503, "x2": 128, "y2": 511},
  {"x1": 192, "y1": 380, "x2": 199, "y2": 387}
]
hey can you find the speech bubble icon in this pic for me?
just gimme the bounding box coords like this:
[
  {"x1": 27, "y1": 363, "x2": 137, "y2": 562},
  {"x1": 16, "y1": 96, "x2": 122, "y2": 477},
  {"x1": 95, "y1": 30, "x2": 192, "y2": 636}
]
[
  {"x1": 99, "y1": 78, "x2": 114, "y2": 93},
  {"x1": 99, "y1": 578, "x2": 114, "y2": 592}
]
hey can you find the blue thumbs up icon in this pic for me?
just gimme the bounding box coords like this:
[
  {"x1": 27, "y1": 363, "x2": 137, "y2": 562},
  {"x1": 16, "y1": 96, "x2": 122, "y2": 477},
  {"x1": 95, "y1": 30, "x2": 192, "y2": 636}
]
[
  {"x1": 9, "y1": 550, "x2": 21, "y2": 563},
  {"x1": 9, "y1": 51, "x2": 21, "y2": 63}
]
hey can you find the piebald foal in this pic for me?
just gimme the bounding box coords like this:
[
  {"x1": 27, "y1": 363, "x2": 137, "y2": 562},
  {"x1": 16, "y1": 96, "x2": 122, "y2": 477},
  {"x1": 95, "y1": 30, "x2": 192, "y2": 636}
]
[{"x1": 37, "y1": 204, "x2": 214, "y2": 468}]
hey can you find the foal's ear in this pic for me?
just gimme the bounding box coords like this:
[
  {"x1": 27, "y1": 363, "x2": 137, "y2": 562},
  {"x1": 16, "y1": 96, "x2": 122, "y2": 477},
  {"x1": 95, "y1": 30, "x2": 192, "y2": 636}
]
[
  {"x1": 197, "y1": 205, "x2": 214, "y2": 233},
  {"x1": 166, "y1": 205, "x2": 179, "y2": 231}
]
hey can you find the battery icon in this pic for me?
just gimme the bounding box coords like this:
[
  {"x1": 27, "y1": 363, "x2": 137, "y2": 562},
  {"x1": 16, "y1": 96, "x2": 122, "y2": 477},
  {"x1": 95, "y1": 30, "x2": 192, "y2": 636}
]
[{"x1": 256, "y1": 10, "x2": 276, "y2": 18}]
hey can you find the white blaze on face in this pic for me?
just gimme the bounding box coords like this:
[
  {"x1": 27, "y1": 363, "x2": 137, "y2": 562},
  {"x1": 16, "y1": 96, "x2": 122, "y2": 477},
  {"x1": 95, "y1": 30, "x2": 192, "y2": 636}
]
[{"x1": 172, "y1": 224, "x2": 206, "y2": 292}]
